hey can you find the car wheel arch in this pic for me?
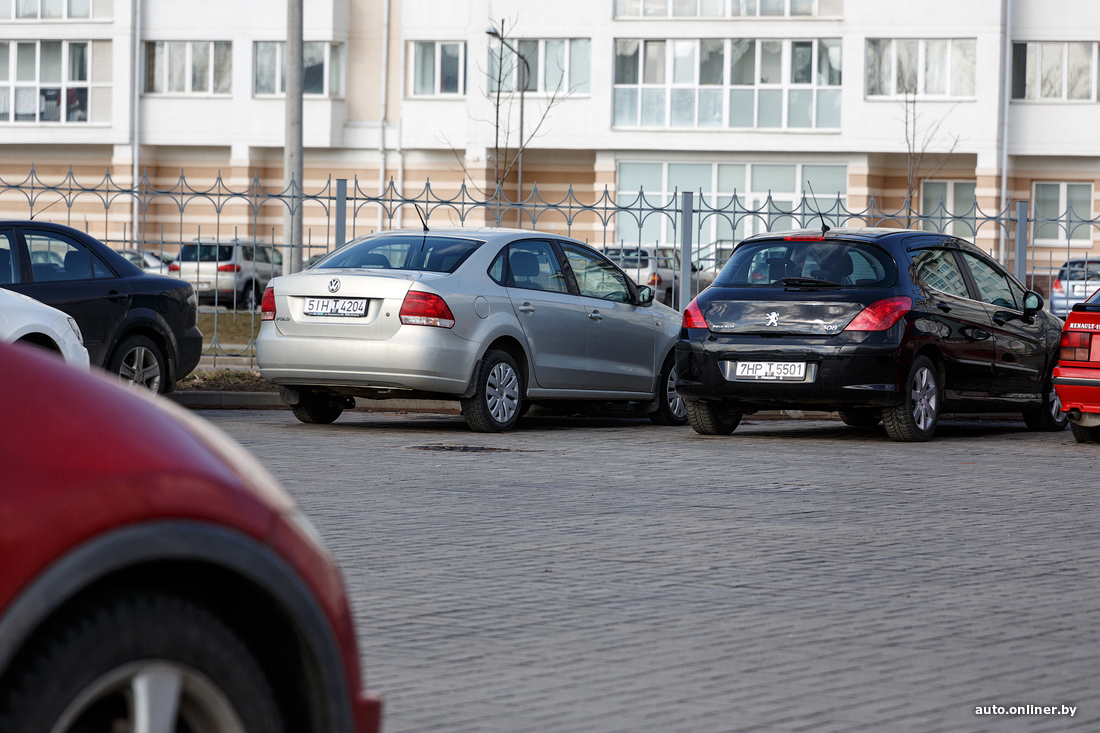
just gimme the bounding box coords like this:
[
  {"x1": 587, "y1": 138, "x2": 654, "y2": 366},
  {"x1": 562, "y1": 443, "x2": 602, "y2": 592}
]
[
  {"x1": 477, "y1": 335, "x2": 531, "y2": 396},
  {"x1": 0, "y1": 520, "x2": 356, "y2": 733},
  {"x1": 14, "y1": 332, "x2": 61, "y2": 354},
  {"x1": 913, "y1": 345, "x2": 947, "y2": 390}
]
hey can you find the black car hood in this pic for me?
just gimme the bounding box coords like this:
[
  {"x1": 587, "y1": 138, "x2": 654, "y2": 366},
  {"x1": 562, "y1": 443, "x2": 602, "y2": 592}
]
[{"x1": 698, "y1": 288, "x2": 895, "y2": 336}]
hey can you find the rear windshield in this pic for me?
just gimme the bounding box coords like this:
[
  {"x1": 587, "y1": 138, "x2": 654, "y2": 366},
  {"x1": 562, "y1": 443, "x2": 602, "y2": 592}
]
[
  {"x1": 713, "y1": 239, "x2": 897, "y2": 288},
  {"x1": 179, "y1": 244, "x2": 233, "y2": 262},
  {"x1": 603, "y1": 248, "x2": 651, "y2": 268},
  {"x1": 317, "y1": 235, "x2": 482, "y2": 273},
  {"x1": 1060, "y1": 262, "x2": 1100, "y2": 281}
]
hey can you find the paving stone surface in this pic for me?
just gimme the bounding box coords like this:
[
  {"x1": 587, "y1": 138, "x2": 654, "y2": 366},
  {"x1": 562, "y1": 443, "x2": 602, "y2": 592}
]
[{"x1": 203, "y1": 410, "x2": 1100, "y2": 732}]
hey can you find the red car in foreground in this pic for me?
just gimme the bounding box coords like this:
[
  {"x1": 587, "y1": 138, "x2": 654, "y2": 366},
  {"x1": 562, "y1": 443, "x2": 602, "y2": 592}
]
[
  {"x1": 0, "y1": 342, "x2": 381, "y2": 733},
  {"x1": 1054, "y1": 291, "x2": 1100, "y2": 443}
]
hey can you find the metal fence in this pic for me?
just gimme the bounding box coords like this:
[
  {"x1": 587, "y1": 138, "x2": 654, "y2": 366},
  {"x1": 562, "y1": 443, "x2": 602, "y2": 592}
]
[{"x1": 2, "y1": 167, "x2": 1098, "y2": 366}]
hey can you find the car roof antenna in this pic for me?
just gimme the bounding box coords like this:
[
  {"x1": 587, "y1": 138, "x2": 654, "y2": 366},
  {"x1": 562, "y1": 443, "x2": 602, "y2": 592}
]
[
  {"x1": 805, "y1": 181, "x2": 830, "y2": 236},
  {"x1": 30, "y1": 196, "x2": 64, "y2": 220},
  {"x1": 413, "y1": 204, "x2": 429, "y2": 233}
]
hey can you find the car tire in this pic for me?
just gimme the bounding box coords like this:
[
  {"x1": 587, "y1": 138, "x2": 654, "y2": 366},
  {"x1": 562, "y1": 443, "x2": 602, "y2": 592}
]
[
  {"x1": 882, "y1": 355, "x2": 940, "y2": 442},
  {"x1": 1022, "y1": 368, "x2": 1069, "y2": 432},
  {"x1": 1070, "y1": 422, "x2": 1100, "y2": 443},
  {"x1": 685, "y1": 399, "x2": 742, "y2": 435},
  {"x1": 649, "y1": 352, "x2": 689, "y2": 426},
  {"x1": 109, "y1": 335, "x2": 168, "y2": 394},
  {"x1": 0, "y1": 591, "x2": 284, "y2": 733},
  {"x1": 238, "y1": 281, "x2": 258, "y2": 312},
  {"x1": 838, "y1": 408, "x2": 882, "y2": 427},
  {"x1": 461, "y1": 350, "x2": 523, "y2": 433},
  {"x1": 290, "y1": 391, "x2": 344, "y2": 425}
]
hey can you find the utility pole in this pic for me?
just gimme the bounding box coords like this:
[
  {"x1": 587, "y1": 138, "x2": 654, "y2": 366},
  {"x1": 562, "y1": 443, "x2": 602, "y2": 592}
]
[{"x1": 283, "y1": 0, "x2": 304, "y2": 273}]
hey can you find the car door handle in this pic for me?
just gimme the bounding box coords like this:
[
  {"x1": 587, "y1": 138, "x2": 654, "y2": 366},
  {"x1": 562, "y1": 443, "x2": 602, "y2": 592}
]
[
  {"x1": 935, "y1": 301, "x2": 951, "y2": 313},
  {"x1": 104, "y1": 291, "x2": 128, "y2": 302},
  {"x1": 992, "y1": 313, "x2": 1007, "y2": 326},
  {"x1": 517, "y1": 303, "x2": 535, "y2": 314},
  {"x1": 588, "y1": 311, "x2": 603, "y2": 322}
]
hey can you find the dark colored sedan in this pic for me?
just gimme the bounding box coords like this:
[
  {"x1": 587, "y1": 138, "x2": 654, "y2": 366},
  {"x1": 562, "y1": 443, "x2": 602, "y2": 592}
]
[
  {"x1": 0, "y1": 221, "x2": 202, "y2": 392},
  {"x1": 675, "y1": 228, "x2": 1067, "y2": 441},
  {"x1": 0, "y1": 341, "x2": 382, "y2": 733}
]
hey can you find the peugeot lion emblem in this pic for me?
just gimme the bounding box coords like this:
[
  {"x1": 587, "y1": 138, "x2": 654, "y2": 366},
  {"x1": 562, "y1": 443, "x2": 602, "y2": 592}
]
[
  {"x1": 328, "y1": 278, "x2": 341, "y2": 294},
  {"x1": 765, "y1": 311, "x2": 780, "y2": 327}
]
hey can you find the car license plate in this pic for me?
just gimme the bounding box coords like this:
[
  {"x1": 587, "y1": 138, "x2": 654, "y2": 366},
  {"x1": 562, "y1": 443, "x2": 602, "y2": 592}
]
[
  {"x1": 196, "y1": 281, "x2": 213, "y2": 291},
  {"x1": 734, "y1": 361, "x2": 806, "y2": 381},
  {"x1": 303, "y1": 298, "x2": 368, "y2": 317},
  {"x1": 1074, "y1": 284, "x2": 1089, "y2": 296}
]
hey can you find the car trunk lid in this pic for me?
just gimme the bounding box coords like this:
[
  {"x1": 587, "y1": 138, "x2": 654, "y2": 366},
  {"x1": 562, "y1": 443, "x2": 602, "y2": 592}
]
[{"x1": 701, "y1": 297, "x2": 872, "y2": 336}]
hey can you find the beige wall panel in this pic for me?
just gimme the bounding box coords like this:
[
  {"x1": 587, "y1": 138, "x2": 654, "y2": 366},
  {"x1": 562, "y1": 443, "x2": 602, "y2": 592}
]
[
  {"x1": 92, "y1": 41, "x2": 112, "y2": 83},
  {"x1": 93, "y1": 0, "x2": 113, "y2": 19},
  {"x1": 91, "y1": 88, "x2": 112, "y2": 123}
]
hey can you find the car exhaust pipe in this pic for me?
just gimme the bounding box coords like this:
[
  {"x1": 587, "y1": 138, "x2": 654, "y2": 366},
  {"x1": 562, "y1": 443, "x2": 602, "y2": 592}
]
[{"x1": 1067, "y1": 408, "x2": 1100, "y2": 427}]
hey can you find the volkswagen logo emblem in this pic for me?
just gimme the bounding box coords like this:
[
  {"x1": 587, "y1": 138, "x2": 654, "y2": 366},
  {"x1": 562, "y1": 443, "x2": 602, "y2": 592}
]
[{"x1": 328, "y1": 278, "x2": 341, "y2": 293}]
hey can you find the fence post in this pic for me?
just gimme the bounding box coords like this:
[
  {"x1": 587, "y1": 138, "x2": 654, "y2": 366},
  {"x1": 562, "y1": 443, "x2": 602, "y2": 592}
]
[
  {"x1": 679, "y1": 191, "x2": 693, "y2": 311},
  {"x1": 1014, "y1": 200, "x2": 1028, "y2": 284},
  {"x1": 335, "y1": 178, "x2": 347, "y2": 249}
]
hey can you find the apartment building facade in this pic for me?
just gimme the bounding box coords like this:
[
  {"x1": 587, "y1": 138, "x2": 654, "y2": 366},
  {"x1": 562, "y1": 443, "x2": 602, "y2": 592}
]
[{"x1": 1, "y1": 0, "x2": 1098, "y2": 281}]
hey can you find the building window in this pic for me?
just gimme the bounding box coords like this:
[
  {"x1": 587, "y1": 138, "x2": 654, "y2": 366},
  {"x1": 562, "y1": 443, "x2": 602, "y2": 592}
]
[
  {"x1": 411, "y1": 41, "x2": 466, "y2": 96},
  {"x1": 615, "y1": 161, "x2": 847, "y2": 264},
  {"x1": 920, "y1": 180, "x2": 977, "y2": 239},
  {"x1": 1033, "y1": 182, "x2": 1093, "y2": 245},
  {"x1": 1, "y1": 0, "x2": 90, "y2": 19},
  {"x1": 1012, "y1": 42, "x2": 1097, "y2": 101},
  {"x1": 0, "y1": 40, "x2": 93, "y2": 123},
  {"x1": 865, "y1": 38, "x2": 976, "y2": 98},
  {"x1": 614, "y1": 0, "x2": 817, "y2": 17},
  {"x1": 614, "y1": 37, "x2": 840, "y2": 129},
  {"x1": 144, "y1": 41, "x2": 231, "y2": 95},
  {"x1": 252, "y1": 41, "x2": 343, "y2": 97},
  {"x1": 487, "y1": 38, "x2": 590, "y2": 95}
]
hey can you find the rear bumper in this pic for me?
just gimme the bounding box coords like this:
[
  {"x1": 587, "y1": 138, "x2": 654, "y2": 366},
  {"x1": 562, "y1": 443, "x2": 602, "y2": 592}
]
[
  {"x1": 675, "y1": 333, "x2": 905, "y2": 410},
  {"x1": 1053, "y1": 365, "x2": 1100, "y2": 414},
  {"x1": 256, "y1": 321, "x2": 480, "y2": 395}
]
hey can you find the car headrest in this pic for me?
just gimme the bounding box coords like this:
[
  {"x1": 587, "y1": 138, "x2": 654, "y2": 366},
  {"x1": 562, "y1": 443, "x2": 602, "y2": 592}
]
[
  {"x1": 509, "y1": 251, "x2": 541, "y2": 278},
  {"x1": 64, "y1": 250, "x2": 91, "y2": 279},
  {"x1": 766, "y1": 256, "x2": 796, "y2": 281},
  {"x1": 356, "y1": 253, "x2": 391, "y2": 269}
]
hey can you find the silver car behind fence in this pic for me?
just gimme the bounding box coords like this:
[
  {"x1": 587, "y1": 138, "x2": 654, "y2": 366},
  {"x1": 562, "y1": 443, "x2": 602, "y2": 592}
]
[{"x1": 257, "y1": 228, "x2": 687, "y2": 432}]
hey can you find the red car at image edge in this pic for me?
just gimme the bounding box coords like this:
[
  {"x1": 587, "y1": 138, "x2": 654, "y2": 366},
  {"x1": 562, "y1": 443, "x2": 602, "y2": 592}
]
[
  {"x1": 0, "y1": 341, "x2": 382, "y2": 733},
  {"x1": 1054, "y1": 292, "x2": 1100, "y2": 443}
]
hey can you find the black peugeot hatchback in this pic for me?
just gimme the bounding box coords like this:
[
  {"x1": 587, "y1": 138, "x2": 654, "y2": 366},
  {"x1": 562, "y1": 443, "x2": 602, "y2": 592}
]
[
  {"x1": 675, "y1": 228, "x2": 1067, "y2": 441},
  {"x1": 0, "y1": 221, "x2": 202, "y2": 393}
]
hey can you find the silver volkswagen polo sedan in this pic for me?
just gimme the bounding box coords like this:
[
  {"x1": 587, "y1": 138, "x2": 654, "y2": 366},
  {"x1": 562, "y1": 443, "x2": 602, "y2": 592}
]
[{"x1": 256, "y1": 228, "x2": 687, "y2": 432}]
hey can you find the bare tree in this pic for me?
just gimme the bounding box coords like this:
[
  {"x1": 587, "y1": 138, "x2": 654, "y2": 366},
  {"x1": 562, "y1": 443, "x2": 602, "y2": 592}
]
[
  {"x1": 441, "y1": 17, "x2": 572, "y2": 224},
  {"x1": 900, "y1": 90, "x2": 960, "y2": 226}
]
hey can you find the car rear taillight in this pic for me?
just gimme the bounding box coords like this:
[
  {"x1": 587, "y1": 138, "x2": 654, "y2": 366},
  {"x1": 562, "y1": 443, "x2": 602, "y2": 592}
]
[
  {"x1": 648, "y1": 273, "x2": 662, "y2": 286},
  {"x1": 260, "y1": 286, "x2": 276, "y2": 321},
  {"x1": 399, "y1": 291, "x2": 455, "y2": 328},
  {"x1": 218, "y1": 264, "x2": 241, "y2": 272},
  {"x1": 1053, "y1": 279, "x2": 1065, "y2": 294},
  {"x1": 682, "y1": 298, "x2": 708, "y2": 329},
  {"x1": 1059, "y1": 330, "x2": 1096, "y2": 362},
  {"x1": 845, "y1": 296, "x2": 913, "y2": 332},
  {"x1": 168, "y1": 263, "x2": 180, "y2": 272}
]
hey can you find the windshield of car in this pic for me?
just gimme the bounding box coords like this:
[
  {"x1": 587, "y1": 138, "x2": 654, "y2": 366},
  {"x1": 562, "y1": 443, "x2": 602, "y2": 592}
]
[
  {"x1": 713, "y1": 239, "x2": 896, "y2": 288},
  {"x1": 1059, "y1": 262, "x2": 1100, "y2": 281},
  {"x1": 603, "y1": 248, "x2": 650, "y2": 268},
  {"x1": 316, "y1": 235, "x2": 483, "y2": 273},
  {"x1": 179, "y1": 244, "x2": 234, "y2": 262}
]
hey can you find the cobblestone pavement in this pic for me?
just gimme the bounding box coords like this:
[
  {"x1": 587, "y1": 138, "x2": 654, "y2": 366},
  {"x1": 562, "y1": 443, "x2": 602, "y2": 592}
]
[{"x1": 203, "y1": 410, "x2": 1100, "y2": 733}]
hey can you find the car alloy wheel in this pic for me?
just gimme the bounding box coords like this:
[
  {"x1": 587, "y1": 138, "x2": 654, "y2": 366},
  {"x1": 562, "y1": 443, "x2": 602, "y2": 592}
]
[
  {"x1": 120, "y1": 346, "x2": 161, "y2": 392},
  {"x1": 667, "y1": 371, "x2": 686, "y2": 420},
  {"x1": 910, "y1": 365, "x2": 938, "y2": 432},
  {"x1": 50, "y1": 661, "x2": 247, "y2": 733},
  {"x1": 883, "y1": 355, "x2": 940, "y2": 442},
  {"x1": 486, "y1": 361, "x2": 520, "y2": 424}
]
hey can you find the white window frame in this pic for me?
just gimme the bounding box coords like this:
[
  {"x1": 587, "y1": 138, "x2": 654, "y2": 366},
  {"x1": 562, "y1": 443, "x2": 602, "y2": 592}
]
[
  {"x1": 1011, "y1": 41, "x2": 1098, "y2": 102},
  {"x1": 251, "y1": 41, "x2": 343, "y2": 99},
  {"x1": 614, "y1": 160, "x2": 847, "y2": 257},
  {"x1": 487, "y1": 38, "x2": 590, "y2": 97},
  {"x1": 143, "y1": 41, "x2": 232, "y2": 97},
  {"x1": 0, "y1": 39, "x2": 96, "y2": 124},
  {"x1": 613, "y1": 37, "x2": 841, "y2": 130},
  {"x1": 920, "y1": 179, "x2": 977, "y2": 241},
  {"x1": 2, "y1": 0, "x2": 92, "y2": 20},
  {"x1": 865, "y1": 38, "x2": 977, "y2": 100},
  {"x1": 408, "y1": 41, "x2": 467, "y2": 97},
  {"x1": 1032, "y1": 181, "x2": 1095, "y2": 247},
  {"x1": 613, "y1": 0, "x2": 818, "y2": 18}
]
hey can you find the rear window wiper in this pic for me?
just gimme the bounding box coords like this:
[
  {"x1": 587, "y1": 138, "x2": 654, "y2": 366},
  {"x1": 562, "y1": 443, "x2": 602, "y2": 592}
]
[{"x1": 781, "y1": 277, "x2": 840, "y2": 289}]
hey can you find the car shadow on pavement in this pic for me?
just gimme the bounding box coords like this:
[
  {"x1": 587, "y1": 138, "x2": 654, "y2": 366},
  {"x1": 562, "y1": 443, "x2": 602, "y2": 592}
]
[{"x1": 732, "y1": 417, "x2": 1034, "y2": 441}]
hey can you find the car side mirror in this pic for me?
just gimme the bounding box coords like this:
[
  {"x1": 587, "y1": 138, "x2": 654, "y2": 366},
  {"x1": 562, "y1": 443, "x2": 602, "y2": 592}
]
[
  {"x1": 1024, "y1": 290, "x2": 1043, "y2": 314},
  {"x1": 636, "y1": 285, "x2": 655, "y2": 306}
]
